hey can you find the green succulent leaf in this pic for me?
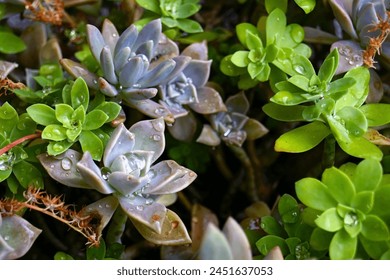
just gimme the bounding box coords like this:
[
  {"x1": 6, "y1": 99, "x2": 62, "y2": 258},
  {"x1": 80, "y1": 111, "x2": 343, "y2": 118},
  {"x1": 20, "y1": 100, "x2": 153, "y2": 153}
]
[
  {"x1": 42, "y1": 125, "x2": 67, "y2": 141},
  {"x1": 353, "y1": 159, "x2": 382, "y2": 192},
  {"x1": 260, "y1": 216, "x2": 287, "y2": 237},
  {"x1": 55, "y1": 104, "x2": 74, "y2": 128},
  {"x1": 136, "y1": 0, "x2": 160, "y2": 14},
  {"x1": 236, "y1": 23, "x2": 259, "y2": 48},
  {"x1": 322, "y1": 167, "x2": 355, "y2": 205},
  {"x1": 27, "y1": 104, "x2": 58, "y2": 126},
  {"x1": 0, "y1": 31, "x2": 26, "y2": 54},
  {"x1": 256, "y1": 235, "x2": 289, "y2": 256},
  {"x1": 318, "y1": 49, "x2": 337, "y2": 83},
  {"x1": 83, "y1": 110, "x2": 109, "y2": 131},
  {"x1": 54, "y1": 252, "x2": 74, "y2": 260},
  {"x1": 176, "y1": 3, "x2": 201, "y2": 18},
  {"x1": 71, "y1": 77, "x2": 89, "y2": 110},
  {"x1": 360, "y1": 235, "x2": 389, "y2": 259},
  {"x1": 220, "y1": 55, "x2": 247, "y2": 76},
  {"x1": 94, "y1": 102, "x2": 121, "y2": 123},
  {"x1": 275, "y1": 121, "x2": 330, "y2": 153},
  {"x1": 329, "y1": 230, "x2": 357, "y2": 260},
  {"x1": 360, "y1": 104, "x2": 390, "y2": 127},
  {"x1": 335, "y1": 106, "x2": 367, "y2": 137},
  {"x1": 361, "y1": 215, "x2": 389, "y2": 241},
  {"x1": 86, "y1": 238, "x2": 106, "y2": 260},
  {"x1": 295, "y1": 177, "x2": 337, "y2": 211},
  {"x1": 79, "y1": 130, "x2": 104, "y2": 161},
  {"x1": 176, "y1": 18, "x2": 203, "y2": 33},
  {"x1": 266, "y1": 8, "x2": 286, "y2": 45},
  {"x1": 47, "y1": 140, "x2": 74, "y2": 156},
  {"x1": 310, "y1": 227, "x2": 334, "y2": 251},
  {"x1": 231, "y1": 51, "x2": 249, "y2": 67},
  {"x1": 351, "y1": 191, "x2": 374, "y2": 214},
  {"x1": 278, "y1": 194, "x2": 300, "y2": 224},
  {"x1": 246, "y1": 31, "x2": 263, "y2": 50},
  {"x1": 265, "y1": 0, "x2": 287, "y2": 13},
  {"x1": 334, "y1": 67, "x2": 369, "y2": 111},
  {"x1": 315, "y1": 208, "x2": 343, "y2": 232},
  {"x1": 336, "y1": 135, "x2": 383, "y2": 161},
  {"x1": 262, "y1": 103, "x2": 305, "y2": 122},
  {"x1": 13, "y1": 161, "x2": 43, "y2": 189},
  {"x1": 371, "y1": 184, "x2": 390, "y2": 217},
  {"x1": 294, "y1": 0, "x2": 316, "y2": 14}
]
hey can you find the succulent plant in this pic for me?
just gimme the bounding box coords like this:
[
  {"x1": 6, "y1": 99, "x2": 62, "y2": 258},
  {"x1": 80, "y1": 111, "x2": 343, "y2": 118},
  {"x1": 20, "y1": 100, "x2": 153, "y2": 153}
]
[
  {"x1": 60, "y1": 18, "x2": 191, "y2": 123},
  {"x1": 158, "y1": 41, "x2": 226, "y2": 141},
  {"x1": 197, "y1": 92, "x2": 268, "y2": 147},
  {"x1": 38, "y1": 117, "x2": 197, "y2": 245},
  {"x1": 0, "y1": 214, "x2": 41, "y2": 260}
]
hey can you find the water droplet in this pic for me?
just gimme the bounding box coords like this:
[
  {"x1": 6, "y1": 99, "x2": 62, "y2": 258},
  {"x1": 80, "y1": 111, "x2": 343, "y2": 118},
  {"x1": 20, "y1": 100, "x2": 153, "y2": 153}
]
[
  {"x1": 52, "y1": 143, "x2": 64, "y2": 152},
  {"x1": 136, "y1": 205, "x2": 144, "y2": 211},
  {"x1": 151, "y1": 134, "x2": 161, "y2": 141},
  {"x1": 98, "y1": 204, "x2": 103, "y2": 208},
  {"x1": 293, "y1": 64, "x2": 305, "y2": 75},
  {"x1": 260, "y1": 222, "x2": 265, "y2": 229},
  {"x1": 112, "y1": 33, "x2": 117, "y2": 37},
  {"x1": 145, "y1": 198, "x2": 154, "y2": 205},
  {"x1": 154, "y1": 107, "x2": 167, "y2": 116},
  {"x1": 50, "y1": 164, "x2": 54, "y2": 169},
  {"x1": 291, "y1": 211, "x2": 298, "y2": 216},
  {"x1": 100, "y1": 167, "x2": 111, "y2": 180},
  {"x1": 151, "y1": 119, "x2": 164, "y2": 132},
  {"x1": 61, "y1": 157, "x2": 72, "y2": 171},
  {"x1": 4, "y1": 236, "x2": 9, "y2": 241},
  {"x1": 93, "y1": 80, "x2": 98, "y2": 84},
  {"x1": 105, "y1": 204, "x2": 110, "y2": 208}
]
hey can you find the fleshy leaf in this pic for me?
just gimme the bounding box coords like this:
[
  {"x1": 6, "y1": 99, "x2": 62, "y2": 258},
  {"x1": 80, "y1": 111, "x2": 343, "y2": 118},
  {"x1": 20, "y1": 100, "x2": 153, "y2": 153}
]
[
  {"x1": 361, "y1": 215, "x2": 390, "y2": 241},
  {"x1": 275, "y1": 121, "x2": 330, "y2": 153},
  {"x1": 295, "y1": 178, "x2": 337, "y2": 211},
  {"x1": 198, "y1": 223, "x2": 233, "y2": 260},
  {"x1": 27, "y1": 104, "x2": 57, "y2": 126},
  {"x1": 353, "y1": 158, "x2": 382, "y2": 192},
  {"x1": 322, "y1": 167, "x2": 355, "y2": 205},
  {"x1": 329, "y1": 230, "x2": 357, "y2": 260},
  {"x1": 360, "y1": 104, "x2": 390, "y2": 127},
  {"x1": 315, "y1": 208, "x2": 343, "y2": 232}
]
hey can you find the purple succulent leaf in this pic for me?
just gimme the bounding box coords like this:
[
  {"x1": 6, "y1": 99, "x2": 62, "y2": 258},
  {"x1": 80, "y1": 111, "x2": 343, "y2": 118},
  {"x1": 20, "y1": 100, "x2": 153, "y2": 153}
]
[
  {"x1": 153, "y1": 34, "x2": 179, "y2": 60},
  {"x1": 103, "y1": 123, "x2": 136, "y2": 167},
  {"x1": 37, "y1": 150, "x2": 91, "y2": 189},
  {"x1": 122, "y1": 150, "x2": 154, "y2": 177},
  {"x1": 135, "y1": 40, "x2": 154, "y2": 60},
  {"x1": 359, "y1": 24, "x2": 381, "y2": 47},
  {"x1": 98, "y1": 77, "x2": 119, "y2": 97},
  {"x1": 328, "y1": 0, "x2": 358, "y2": 39},
  {"x1": 159, "y1": 100, "x2": 189, "y2": 118},
  {"x1": 0, "y1": 60, "x2": 18, "y2": 79},
  {"x1": 356, "y1": 3, "x2": 379, "y2": 34},
  {"x1": 60, "y1": 59, "x2": 99, "y2": 90},
  {"x1": 114, "y1": 24, "x2": 138, "y2": 56},
  {"x1": 0, "y1": 216, "x2": 41, "y2": 260},
  {"x1": 87, "y1": 24, "x2": 106, "y2": 62},
  {"x1": 130, "y1": 209, "x2": 191, "y2": 245},
  {"x1": 167, "y1": 113, "x2": 197, "y2": 142},
  {"x1": 181, "y1": 41, "x2": 208, "y2": 60},
  {"x1": 121, "y1": 88, "x2": 158, "y2": 102},
  {"x1": 222, "y1": 217, "x2": 252, "y2": 260},
  {"x1": 79, "y1": 196, "x2": 119, "y2": 238},
  {"x1": 138, "y1": 59, "x2": 176, "y2": 87},
  {"x1": 100, "y1": 46, "x2": 118, "y2": 85},
  {"x1": 142, "y1": 160, "x2": 197, "y2": 195},
  {"x1": 331, "y1": 40, "x2": 363, "y2": 75},
  {"x1": 102, "y1": 19, "x2": 119, "y2": 54},
  {"x1": 132, "y1": 19, "x2": 162, "y2": 53},
  {"x1": 162, "y1": 55, "x2": 192, "y2": 83},
  {"x1": 196, "y1": 124, "x2": 221, "y2": 146},
  {"x1": 77, "y1": 152, "x2": 114, "y2": 194},
  {"x1": 107, "y1": 172, "x2": 142, "y2": 195},
  {"x1": 303, "y1": 27, "x2": 339, "y2": 44},
  {"x1": 129, "y1": 118, "x2": 165, "y2": 163},
  {"x1": 243, "y1": 118, "x2": 269, "y2": 140},
  {"x1": 222, "y1": 130, "x2": 247, "y2": 146},
  {"x1": 182, "y1": 60, "x2": 211, "y2": 87},
  {"x1": 189, "y1": 86, "x2": 227, "y2": 114},
  {"x1": 114, "y1": 46, "x2": 131, "y2": 73},
  {"x1": 118, "y1": 55, "x2": 149, "y2": 88},
  {"x1": 126, "y1": 98, "x2": 175, "y2": 124},
  {"x1": 118, "y1": 195, "x2": 167, "y2": 234},
  {"x1": 225, "y1": 92, "x2": 250, "y2": 114}
]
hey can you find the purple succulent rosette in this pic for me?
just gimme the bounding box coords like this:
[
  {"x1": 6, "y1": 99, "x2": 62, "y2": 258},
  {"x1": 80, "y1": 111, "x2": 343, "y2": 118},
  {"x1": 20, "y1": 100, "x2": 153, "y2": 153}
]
[
  {"x1": 38, "y1": 118, "x2": 196, "y2": 242},
  {"x1": 61, "y1": 19, "x2": 191, "y2": 123}
]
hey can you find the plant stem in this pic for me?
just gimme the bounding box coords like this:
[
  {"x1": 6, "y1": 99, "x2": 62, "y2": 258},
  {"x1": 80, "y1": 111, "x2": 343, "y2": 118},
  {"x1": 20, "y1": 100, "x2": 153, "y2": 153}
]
[
  {"x1": 0, "y1": 131, "x2": 42, "y2": 156},
  {"x1": 228, "y1": 145, "x2": 259, "y2": 202},
  {"x1": 210, "y1": 145, "x2": 234, "y2": 181}
]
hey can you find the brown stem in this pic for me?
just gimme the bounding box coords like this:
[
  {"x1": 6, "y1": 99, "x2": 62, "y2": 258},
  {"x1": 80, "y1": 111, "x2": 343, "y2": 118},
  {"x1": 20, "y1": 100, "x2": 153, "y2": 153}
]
[{"x1": 0, "y1": 131, "x2": 42, "y2": 156}]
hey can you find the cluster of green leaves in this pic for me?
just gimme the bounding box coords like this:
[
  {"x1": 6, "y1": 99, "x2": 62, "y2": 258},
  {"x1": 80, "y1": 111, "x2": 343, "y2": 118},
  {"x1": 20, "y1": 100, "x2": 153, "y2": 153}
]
[
  {"x1": 26, "y1": 77, "x2": 121, "y2": 160},
  {"x1": 14, "y1": 63, "x2": 66, "y2": 104},
  {"x1": 0, "y1": 102, "x2": 44, "y2": 194},
  {"x1": 263, "y1": 49, "x2": 390, "y2": 160},
  {"x1": 255, "y1": 194, "x2": 324, "y2": 260},
  {"x1": 296, "y1": 158, "x2": 390, "y2": 259},
  {"x1": 220, "y1": 6, "x2": 311, "y2": 89},
  {"x1": 264, "y1": 0, "x2": 316, "y2": 14},
  {"x1": 135, "y1": 0, "x2": 203, "y2": 37}
]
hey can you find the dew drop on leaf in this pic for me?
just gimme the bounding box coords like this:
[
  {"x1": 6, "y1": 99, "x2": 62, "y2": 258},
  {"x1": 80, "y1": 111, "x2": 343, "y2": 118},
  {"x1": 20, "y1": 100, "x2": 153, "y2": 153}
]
[{"x1": 61, "y1": 157, "x2": 72, "y2": 171}]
